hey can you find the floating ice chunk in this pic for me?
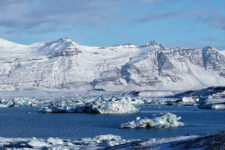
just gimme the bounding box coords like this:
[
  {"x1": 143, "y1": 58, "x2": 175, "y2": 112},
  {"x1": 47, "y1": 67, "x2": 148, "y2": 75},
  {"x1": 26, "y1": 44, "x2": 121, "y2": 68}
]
[
  {"x1": 181, "y1": 97, "x2": 199, "y2": 104},
  {"x1": 199, "y1": 94, "x2": 225, "y2": 109},
  {"x1": 0, "y1": 104, "x2": 7, "y2": 107},
  {"x1": 41, "y1": 105, "x2": 80, "y2": 113},
  {"x1": 41, "y1": 96, "x2": 139, "y2": 114},
  {"x1": 200, "y1": 104, "x2": 225, "y2": 110},
  {"x1": 28, "y1": 138, "x2": 49, "y2": 148},
  {"x1": 84, "y1": 96, "x2": 139, "y2": 114},
  {"x1": 40, "y1": 98, "x2": 85, "y2": 113},
  {"x1": 211, "y1": 104, "x2": 225, "y2": 110},
  {"x1": 120, "y1": 113, "x2": 184, "y2": 129},
  {"x1": 0, "y1": 97, "x2": 36, "y2": 107},
  {"x1": 47, "y1": 137, "x2": 64, "y2": 145},
  {"x1": 170, "y1": 97, "x2": 200, "y2": 106},
  {"x1": 125, "y1": 96, "x2": 145, "y2": 105},
  {"x1": 81, "y1": 134, "x2": 128, "y2": 147}
]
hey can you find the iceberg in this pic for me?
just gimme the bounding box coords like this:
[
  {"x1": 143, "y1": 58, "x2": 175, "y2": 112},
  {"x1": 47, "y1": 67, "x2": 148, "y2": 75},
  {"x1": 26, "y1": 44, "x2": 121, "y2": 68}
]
[
  {"x1": 0, "y1": 97, "x2": 36, "y2": 107},
  {"x1": 199, "y1": 103, "x2": 225, "y2": 110},
  {"x1": 84, "y1": 96, "x2": 140, "y2": 114},
  {"x1": 40, "y1": 99, "x2": 85, "y2": 113},
  {"x1": 199, "y1": 93, "x2": 225, "y2": 109},
  {"x1": 41, "y1": 96, "x2": 140, "y2": 114},
  {"x1": 144, "y1": 98, "x2": 178, "y2": 105},
  {"x1": 211, "y1": 104, "x2": 225, "y2": 110},
  {"x1": 180, "y1": 97, "x2": 199, "y2": 105},
  {"x1": 120, "y1": 113, "x2": 184, "y2": 129},
  {"x1": 28, "y1": 138, "x2": 50, "y2": 148}
]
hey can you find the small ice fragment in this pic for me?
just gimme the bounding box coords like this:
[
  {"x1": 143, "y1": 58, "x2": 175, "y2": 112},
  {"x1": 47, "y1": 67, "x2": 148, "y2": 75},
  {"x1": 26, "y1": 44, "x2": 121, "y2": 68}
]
[
  {"x1": 28, "y1": 138, "x2": 48, "y2": 148},
  {"x1": 47, "y1": 137, "x2": 64, "y2": 145}
]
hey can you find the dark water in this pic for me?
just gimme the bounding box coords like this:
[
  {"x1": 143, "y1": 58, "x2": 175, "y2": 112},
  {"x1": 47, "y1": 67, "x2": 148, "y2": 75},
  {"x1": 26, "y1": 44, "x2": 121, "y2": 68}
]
[{"x1": 0, "y1": 105, "x2": 225, "y2": 140}]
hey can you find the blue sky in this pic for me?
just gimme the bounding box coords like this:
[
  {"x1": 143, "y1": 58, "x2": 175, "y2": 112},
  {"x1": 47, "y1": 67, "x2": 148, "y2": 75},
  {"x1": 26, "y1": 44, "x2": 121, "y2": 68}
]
[{"x1": 0, "y1": 0, "x2": 225, "y2": 49}]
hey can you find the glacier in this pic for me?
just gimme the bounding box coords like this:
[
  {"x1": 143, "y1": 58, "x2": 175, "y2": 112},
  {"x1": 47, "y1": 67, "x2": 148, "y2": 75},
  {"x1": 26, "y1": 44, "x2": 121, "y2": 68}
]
[
  {"x1": 0, "y1": 38, "x2": 224, "y2": 91},
  {"x1": 120, "y1": 113, "x2": 184, "y2": 129}
]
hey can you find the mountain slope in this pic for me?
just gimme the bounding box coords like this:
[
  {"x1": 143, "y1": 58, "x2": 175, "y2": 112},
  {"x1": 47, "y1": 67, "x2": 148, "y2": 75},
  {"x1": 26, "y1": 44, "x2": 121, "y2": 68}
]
[{"x1": 0, "y1": 38, "x2": 224, "y2": 91}]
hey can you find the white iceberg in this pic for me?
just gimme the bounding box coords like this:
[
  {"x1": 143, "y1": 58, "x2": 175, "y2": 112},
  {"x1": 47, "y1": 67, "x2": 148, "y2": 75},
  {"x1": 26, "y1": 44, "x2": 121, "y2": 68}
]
[
  {"x1": 199, "y1": 94, "x2": 225, "y2": 109},
  {"x1": 125, "y1": 96, "x2": 145, "y2": 105},
  {"x1": 0, "y1": 97, "x2": 36, "y2": 107},
  {"x1": 85, "y1": 96, "x2": 139, "y2": 114},
  {"x1": 41, "y1": 95, "x2": 139, "y2": 114},
  {"x1": 200, "y1": 103, "x2": 225, "y2": 110},
  {"x1": 47, "y1": 137, "x2": 64, "y2": 145},
  {"x1": 28, "y1": 138, "x2": 50, "y2": 148},
  {"x1": 120, "y1": 113, "x2": 184, "y2": 129},
  {"x1": 181, "y1": 97, "x2": 199, "y2": 105},
  {"x1": 211, "y1": 104, "x2": 225, "y2": 110}
]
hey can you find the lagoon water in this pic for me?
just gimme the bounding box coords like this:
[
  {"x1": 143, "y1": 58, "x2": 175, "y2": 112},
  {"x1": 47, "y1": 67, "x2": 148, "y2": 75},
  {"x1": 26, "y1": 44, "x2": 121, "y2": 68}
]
[{"x1": 0, "y1": 105, "x2": 225, "y2": 140}]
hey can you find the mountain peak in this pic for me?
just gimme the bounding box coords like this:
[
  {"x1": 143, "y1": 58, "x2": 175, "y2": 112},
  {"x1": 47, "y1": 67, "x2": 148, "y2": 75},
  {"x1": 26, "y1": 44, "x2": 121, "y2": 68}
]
[
  {"x1": 51, "y1": 37, "x2": 77, "y2": 44},
  {"x1": 0, "y1": 37, "x2": 225, "y2": 91},
  {"x1": 203, "y1": 46, "x2": 216, "y2": 50},
  {"x1": 37, "y1": 37, "x2": 81, "y2": 56},
  {"x1": 139, "y1": 40, "x2": 165, "y2": 50},
  {"x1": 146, "y1": 40, "x2": 159, "y2": 46},
  {"x1": 58, "y1": 37, "x2": 73, "y2": 42}
]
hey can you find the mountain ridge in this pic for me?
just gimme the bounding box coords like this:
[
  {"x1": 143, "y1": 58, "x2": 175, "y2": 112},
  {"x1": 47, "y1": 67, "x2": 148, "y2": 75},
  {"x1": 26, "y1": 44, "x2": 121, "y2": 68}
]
[{"x1": 0, "y1": 38, "x2": 224, "y2": 91}]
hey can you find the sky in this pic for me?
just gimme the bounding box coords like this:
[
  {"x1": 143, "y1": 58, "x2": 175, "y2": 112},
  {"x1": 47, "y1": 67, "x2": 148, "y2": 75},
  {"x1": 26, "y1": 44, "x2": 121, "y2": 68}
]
[{"x1": 0, "y1": 0, "x2": 225, "y2": 49}]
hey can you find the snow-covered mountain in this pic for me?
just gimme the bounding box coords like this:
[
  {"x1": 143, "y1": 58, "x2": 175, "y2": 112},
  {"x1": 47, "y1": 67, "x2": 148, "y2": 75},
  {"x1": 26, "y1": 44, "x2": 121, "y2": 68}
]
[{"x1": 0, "y1": 37, "x2": 224, "y2": 91}]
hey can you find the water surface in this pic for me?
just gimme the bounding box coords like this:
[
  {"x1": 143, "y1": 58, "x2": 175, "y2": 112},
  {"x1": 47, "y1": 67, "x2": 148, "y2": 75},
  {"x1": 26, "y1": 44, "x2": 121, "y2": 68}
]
[{"x1": 0, "y1": 105, "x2": 224, "y2": 140}]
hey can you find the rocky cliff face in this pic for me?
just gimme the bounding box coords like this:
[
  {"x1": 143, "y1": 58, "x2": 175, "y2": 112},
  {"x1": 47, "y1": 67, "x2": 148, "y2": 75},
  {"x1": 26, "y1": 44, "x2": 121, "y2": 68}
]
[{"x1": 0, "y1": 38, "x2": 224, "y2": 91}]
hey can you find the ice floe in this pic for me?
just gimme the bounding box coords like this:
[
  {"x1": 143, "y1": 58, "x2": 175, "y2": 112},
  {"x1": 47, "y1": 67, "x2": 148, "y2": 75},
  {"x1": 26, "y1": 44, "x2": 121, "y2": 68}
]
[
  {"x1": 120, "y1": 113, "x2": 184, "y2": 129},
  {"x1": 0, "y1": 135, "x2": 131, "y2": 149},
  {"x1": 81, "y1": 134, "x2": 129, "y2": 147}
]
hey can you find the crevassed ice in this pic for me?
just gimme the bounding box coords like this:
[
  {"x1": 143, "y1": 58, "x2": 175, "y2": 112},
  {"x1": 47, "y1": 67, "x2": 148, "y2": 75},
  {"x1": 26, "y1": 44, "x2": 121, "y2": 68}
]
[{"x1": 120, "y1": 113, "x2": 184, "y2": 129}]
